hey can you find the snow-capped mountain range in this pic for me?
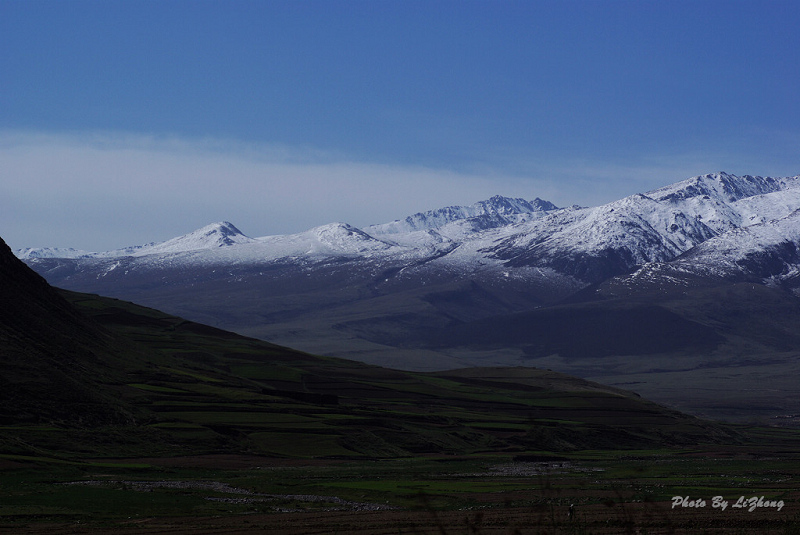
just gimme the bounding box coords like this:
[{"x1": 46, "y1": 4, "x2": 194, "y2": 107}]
[
  {"x1": 19, "y1": 172, "x2": 800, "y2": 289},
  {"x1": 16, "y1": 221, "x2": 258, "y2": 260},
  {"x1": 16, "y1": 194, "x2": 557, "y2": 261}
]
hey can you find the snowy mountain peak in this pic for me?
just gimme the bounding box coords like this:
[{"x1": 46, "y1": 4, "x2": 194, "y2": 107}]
[
  {"x1": 367, "y1": 195, "x2": 558, "y2": 235},
  {"x1": 84, "y1": 221, "x2": 256, "y2": 258},
  {"x1": 649, "y1": 172, "x2": 799, "y2": 205},
  {"x1": 480, "y1": 173, "x2": 800, "y2": 283},
  {"x1": 479, "y1": 195, "x2": 559, "y2": 215},
  {"x1": 313, "y1": 222, "x2": 371, "y2": 239},
  {"x1": 248, "y1": 222, "x2": 399, "y2": 258},
  {"x1": 15, "y1": 222, "x2": 255, "y2": 260},
  {"x1": 311, "y1": 223, "x2": 397, "y2": 253},
  {"x1": 192, "y1": 221, "x2": 250, "y2": 245},
  {"x1": 15, "y1": 247, "x2": 92, "y2": 260},
  {"x1": 138, "y1": 221, "x2": 256, "y2": 253}
]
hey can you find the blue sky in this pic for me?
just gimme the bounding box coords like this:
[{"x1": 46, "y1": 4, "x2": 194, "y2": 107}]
[{"x1": 2, "y1": 0, "x2": 799, "y2": 250}]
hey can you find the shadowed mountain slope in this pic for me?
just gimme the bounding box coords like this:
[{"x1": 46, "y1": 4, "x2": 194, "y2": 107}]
[{"x1": 0, "y1": 237, "x2": 138, "y2": 425}]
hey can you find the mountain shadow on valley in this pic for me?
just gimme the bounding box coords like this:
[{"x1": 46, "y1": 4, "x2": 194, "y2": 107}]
[{"x1": 429, "y1": 303, "x2": 724, "y2": 359}]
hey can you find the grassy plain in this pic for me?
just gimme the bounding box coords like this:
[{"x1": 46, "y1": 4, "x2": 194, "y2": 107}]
[{"x1": 2, "y1": 444, "x2": 800, "y2": 534}]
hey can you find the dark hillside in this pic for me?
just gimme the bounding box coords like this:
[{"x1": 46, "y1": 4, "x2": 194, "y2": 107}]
[
  {"x1": 63, "y1": 292, "x2": 741, "y2": 455},
  {"x1": 0, "y1": 237, "x2": 134, "y2": 425}
]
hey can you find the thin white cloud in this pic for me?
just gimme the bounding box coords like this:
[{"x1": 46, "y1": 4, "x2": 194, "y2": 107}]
[
  {"x1": 3, "y1": 130, "x2": 789, "y2": 252},
  {"x1": 0, "y1": 131, "x2": 543, "y2": 250}
]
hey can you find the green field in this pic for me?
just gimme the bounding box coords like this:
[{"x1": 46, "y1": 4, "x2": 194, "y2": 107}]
[{"x1": 2, "y1": 447, "x2": 799, "y2": 533}]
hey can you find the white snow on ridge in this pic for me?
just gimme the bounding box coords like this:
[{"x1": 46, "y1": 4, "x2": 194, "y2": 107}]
[
  {"x1": 366, "y1": 195, "x2": 557, "y2": 235},
  {"x1": 15, "y1": 247, "x2": 93, "y2": 260},
  {"x1": 624, "y1": 209, "x2": 800, "y2": 285},
  {"x1": 108, "y1": 221, "x2": 257, "y2": 257},
  {"x1": 646, "y1": 172, "x2": 800, "y2": 234},
  {"x1": 479, "y1": 194, "x2": 712, "y2": 270},
  {"x1": 255, "y1": 222, "x2": 406, "y2": 259},
  {"x1": 510, "y1": 173, "x2": 800, "y2": 259},
  {"x1": 15, "y1": 221, "x2": 257, "y2": 260},
  {"x1": 678, "y1": 210, "x2": 800, "y2": 264},
  {"x1": 648, "y1": 172, "x2": 800, "y2": 205},
  {"x1": 15, "y1": 172, "x2": 800, "y2": 286},
  {"x1": 732, "y1": 188, "x2": 800, "y2": 227}
]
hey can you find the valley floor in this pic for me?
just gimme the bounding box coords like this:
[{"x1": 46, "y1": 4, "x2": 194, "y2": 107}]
[{"x1": 2, "y1": 446, "x2": 799, "y2": 535}]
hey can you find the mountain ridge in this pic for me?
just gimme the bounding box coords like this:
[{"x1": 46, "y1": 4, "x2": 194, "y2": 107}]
[{"x1": 366, "y1": 194, "x2": 559, "y2": 235}]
